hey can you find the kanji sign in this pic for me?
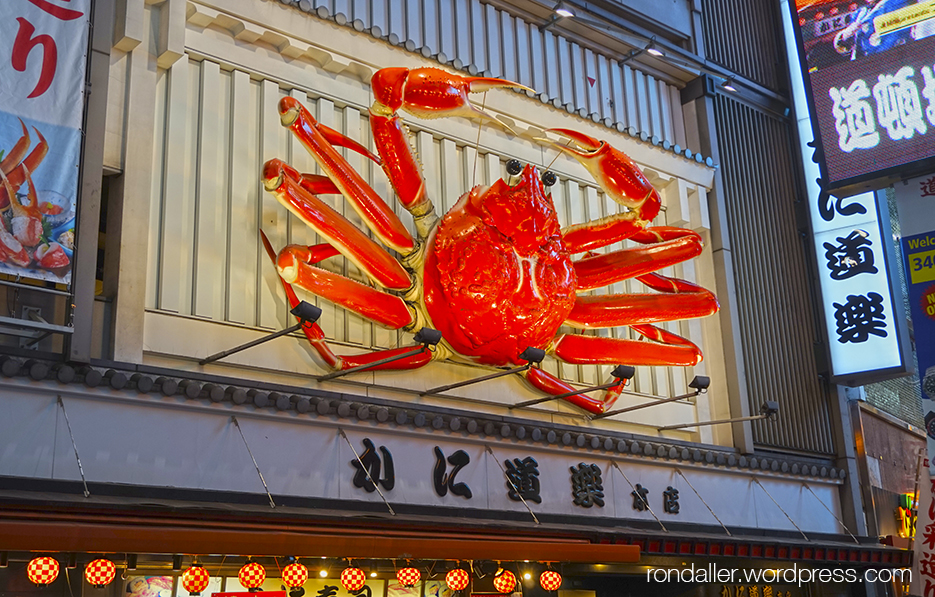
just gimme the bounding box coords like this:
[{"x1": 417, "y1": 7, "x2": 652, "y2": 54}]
[
  {"x1": 787, "y1": 1, "x2": 935, "y2": 193},
  {"x1": 809, "y1": 190, "x2": 908, "y2": 383},
  {"x1": 0, "y1": 0, "x2": 89, "y2": 283}
]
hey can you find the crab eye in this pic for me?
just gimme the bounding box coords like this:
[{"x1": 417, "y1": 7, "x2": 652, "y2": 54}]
[
  {"x1": 506, "y1": 159, "x2": 523, "y2": 176},
  {"x1": 541, "y1": 171, "x2": 557, "y2": 187}
]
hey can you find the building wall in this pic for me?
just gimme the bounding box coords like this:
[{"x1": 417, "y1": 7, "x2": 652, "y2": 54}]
[{"x1": 99, "y1": 0, "x2": 733, "y2": 445}]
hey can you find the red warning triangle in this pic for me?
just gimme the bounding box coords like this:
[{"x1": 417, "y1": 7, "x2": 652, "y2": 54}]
[{"x1": 587, "y1": 76, "x2": 596, "y2": 88}]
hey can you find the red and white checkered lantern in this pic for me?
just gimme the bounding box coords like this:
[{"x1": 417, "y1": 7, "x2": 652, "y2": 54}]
[
  {"x1": 539, "y1": 571, "x2": 562, "y2": 591},
  {"x1": 239, "y1": 561, "x2": 266, "y2": 591},
  {"x1": 445, "y1": 569, "x2": 470, "y2": 592},
  {"x1": 340, "y1": 567, "x2": 365, "y2": 592},
  {"x1": 85, "y1": 559, "x2": 117, "y2": 588},
  {"x1": 27, "y1": 557, "x2": 59, "y2": 587},
  {"x1": 182, "y1": 566, "x2": 211, "y2": 595},
  {"x1": 396, "y1": 567, "x2": 421, "y2": 588},
  {"x1": 492, "y1": 570, "x2": 516, "y2": 594},
  {"x1": 283, "y1": 563, "x2": 309, "y2": 589}
]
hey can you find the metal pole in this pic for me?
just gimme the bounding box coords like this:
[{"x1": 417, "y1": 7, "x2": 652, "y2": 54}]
[
  {"x1": 317, "y1": 347, "x2": 427, "y2": 382},
  {"x1": 657, "y1": 413, "x2": 769, "y2": 431},
  {"x1": 232, "y1": 417, "x2": 276, "y2": 508},
  {"x1": 591, "y1": 390, "x2": 700, "y2": 420},
  {"x1": 752, "y1": 477, "x2": 808, "y2": 541},
  {"x1": 908, "y1": 447, "x2": 925, "y2": 553},
  {"x1": 511, "y1": 380, "x2": 622, "y2": 409},
  {"x1": 421, "y1": 364, "x2": 530, "y2": 396},
  {"x1": 611, "y1": 461, "x2": 667, "y2": 532},
  {"x1": 675, "y1": 469, "x2": 731, "y2": 536},
  {"x1": 200, "y1": 322, "x2": 304, "y2": 365},
  {"x1": 57, "y1": 396, "x2": 90, "y2": 498},
  {"x1": 486, "y1": 445, "x2": 540, "y2": 525},
  {"x1": 339, "y1": 429, "x2": 396, "y2": 516}
]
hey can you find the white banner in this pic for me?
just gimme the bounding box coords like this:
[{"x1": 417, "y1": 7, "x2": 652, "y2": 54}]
[{"x1": 0, "y1": 0, "x2": 92, "y2": 283}]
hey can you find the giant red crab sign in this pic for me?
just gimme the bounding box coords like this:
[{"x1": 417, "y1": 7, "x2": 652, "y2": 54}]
[{"x1": 260, "y1": 67, "x2": 718, "y2": 415}]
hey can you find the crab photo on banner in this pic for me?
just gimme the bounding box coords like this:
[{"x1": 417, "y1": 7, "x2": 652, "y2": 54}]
[
  {"x1": 260, "y1": 67, "x2": 719, "y2": 413},
  {"x1": 0, "y1": 0, "x2": 90, "y2": 283}
]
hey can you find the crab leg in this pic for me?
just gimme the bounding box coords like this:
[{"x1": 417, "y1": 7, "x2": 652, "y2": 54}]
[
  {"x1": 0, "y1": 127, "x2": 47, "y2": 209},
  {"x1": 542, "y1": 129, "x2": 664, "y2": 253},
  {"x1": 278, "y1": 96, "x2": 415, "y2": 254},
  {"x1": 0, "y1": 170, "x2": 31, "y2": 266},
  {"x1": 523, "y1": 366, "x2": 615, "y2": 414},
  {"x1": 575, "y1": 229, "x2": 704, "y2": 291},
  {"x1": 261, "y1": 232, "x2": 430, "y2": 372},
  {"x1": 263, "y1": 158, "x2": 411, "y2": 290},
  {"x1": 369, "y1": 67, "x2": 531, "y2": 216},
  {"x1": 553, "y1": 329, "x2": 703, "y2": 367},
  {"x1": 0, "y1": 119, "x2": 31, "y2": 175},
  {"x1": 565, "y1": 289, "x2": 718, "y2": 328}
]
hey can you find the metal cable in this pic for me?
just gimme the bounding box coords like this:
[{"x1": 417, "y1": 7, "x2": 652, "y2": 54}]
[
  {"x1": 611, "y1": 461, "x2": 667, "y2": 532},
  {"x1": 231, "y1": 416, "x2": 276, "y2": 508},
  {"x1": 57, "y1": 396, "x2": 90, "y2": 498},
  {"x1": 675, "y1": 468, "x2": 731, "y2": 536},
  {"x1": 802, "y1": 483, "x2": 858, "y2": 544},
  {"x1": 485, "y1": 445, "x2": 540, "y2": 525},
  {"x1": 339, "y1": 428, "x2": 396, "y2": 516},
  {"x1": 752, "y1": 477, "x2": 808, "y2": 541}
]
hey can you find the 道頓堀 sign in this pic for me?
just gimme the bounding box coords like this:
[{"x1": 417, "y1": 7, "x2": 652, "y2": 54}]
[{"x1": 0, "y1": 0, "x2": 91, "y2": 283}]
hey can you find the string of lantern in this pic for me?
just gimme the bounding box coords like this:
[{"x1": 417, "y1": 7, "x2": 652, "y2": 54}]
[{"x1": 23, "y1": 556, "x2": 563, "y2": 593}]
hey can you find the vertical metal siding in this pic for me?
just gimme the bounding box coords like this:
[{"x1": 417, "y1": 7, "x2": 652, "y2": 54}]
[
  {"x1": 148, "y1": 56, "x2": 694, "y2": 398},
  {"x1": 701, "y1": 0, "x2": 784, "y2": 91},
  {"x1": 712, "y1": 94, "x2": 833, "y2": 455}
]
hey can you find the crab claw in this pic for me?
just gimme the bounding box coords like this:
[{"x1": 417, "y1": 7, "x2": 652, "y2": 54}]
[
  {"x1": 541, "y1": 128, "x2": 661, "y2": 225},
  {"x1": 371, "y1": 67, "x2": 532, "y2": 130}
]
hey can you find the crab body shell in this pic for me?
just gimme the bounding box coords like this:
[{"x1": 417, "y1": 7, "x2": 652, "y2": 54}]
[{"x1": 424, "y1": 165, "x2": 575, "y2": 366}]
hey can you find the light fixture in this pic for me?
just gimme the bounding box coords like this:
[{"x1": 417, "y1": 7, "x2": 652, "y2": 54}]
[
  {"x1": 85, "y1": 559, "x2": 117, "y2": 589},
  {"x1": 370, "y1": 572, "x2": 377, "y2": 578},
  {"x1": 27, "y1": 557, "x2": 60, "y2": 587},
  {"x1": 182, "y1": 566, "x2": 211, "y2": 596},
  {"x1": 239, "y1": 561, "x2": 267, "y2": 592},
  {"x1": 340, "y1": 567, "x2": 365, "y2": 592},
  {"x1": 0, "y1": 552, "x2": 7, "y2": 568},
  {"x1": 126, "y1": 554, "x2": 138, "y2": 571},
  {"x1": 645, "y1": 38, "x2": 664, "y2": 57},
  {"x1": 523, "y1": 572, "x2": 532, "y2": 580},
  {"x1": 319, "y1": 570, "x2": 328, "y2": 578},
  {"x1": 657, "y1": 401, "x2": 779, "y2": 431},
  {"x1": 721, "y1": 77, "x2": 738, "y2": 93},
  {"x1": 283, "y1": 561, "x2": 309, "y2": 597},
  {"x1": 200, "y1": 300, "x2": 323, "y2": 365},
  {"x1": 540, "y1": 570, "x2": 562, "y2": 591},
  {"x1": 492, "y1": 569, "x2": 516, "y2": 593},
  {"x1": 590, "y1": 373, "x2": 709, "y2": 420},
  {"x1": 413, "y1": 327, "x2": 443, "y2": 347},
  {"x1": 397, "y1": 566, "x2": 421, "y2": 588},
  {"x1": 554, "y1": 1, "x2": 575, "y2": 17},
  {"x1": 446, "y1": 568, "x2": 470, "y2": 591},
  {"x1": 173, "y1": 555, "x2": 183, "y2": 571}
]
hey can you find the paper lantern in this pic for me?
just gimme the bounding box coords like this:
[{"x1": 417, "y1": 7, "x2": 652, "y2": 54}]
[
  {"x1": 27, "y1": 557, "x2": 59, "y2": 587},
  {"x1": 539, "y1": 571, "x2": 562, "y2": 591},
  {"x1": 85, "y1": 559, "x2": 117, "y2": 588},
  {"x1": 445, "y1": 569, "x2": 470, "y2": 591},
  {"x1": 239, "y1": 562, "x2": 266, "y2": 591},
  {"x1": 182, "y1": 566, "x2": 211, "y2": 595},
  {"x1": 340, "y1": 568, "x2": 365, "y2": 592},
  {"x1": 396, "y1": 567, "x2": 421, "y2": 588},
  {"x1": 492, "y1": 570, "x2": 516, "y2": 594},
  {"x1": 283, "y1": 563, "x2": 309, "y2": 589}
]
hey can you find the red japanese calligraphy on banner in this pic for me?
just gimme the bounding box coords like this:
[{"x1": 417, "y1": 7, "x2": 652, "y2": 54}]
[
  {"x1": 0, "y1": 0, "x2": 90, "y2": 283},
  {"x1": 912, "y1": 468, "x2": 933, "y2": 596}
]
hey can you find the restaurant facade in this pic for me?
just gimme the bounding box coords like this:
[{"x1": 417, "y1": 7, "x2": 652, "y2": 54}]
[{"x1": 0, "y1": 0, "x2": 915, "y2": 596}]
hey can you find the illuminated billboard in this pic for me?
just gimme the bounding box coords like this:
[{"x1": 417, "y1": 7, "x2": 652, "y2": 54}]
[{"x1": 789, "y1": 0, "x2": 935, "y2": 195}]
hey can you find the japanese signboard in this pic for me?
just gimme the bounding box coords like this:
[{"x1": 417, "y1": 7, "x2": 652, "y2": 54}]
[
  {"x1": 0, "y1": 0, "x2": 90, "y2": 283},
  {"x1": 810, "y1": 191, "x2": 910, "y2": 383},
  {"x1": 787, "y1": 0, "x2": 935, "y2": 195},
  {"x1": 893, "y1": 174, "x2": 935, "y2": 451}
]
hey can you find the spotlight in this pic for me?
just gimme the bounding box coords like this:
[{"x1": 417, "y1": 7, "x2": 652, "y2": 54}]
[
  {"x1": 0, "y1": 552, "x2": 7, "y2": 568},
  {"x1": 688, "y1": 375, "x2": 710, "y2": 391},
  {"x1": 291, "y1": 301, "x2": 323, "y2": 324},
  {"x1": 173, "y1": 555, "x2": 183, "y2": 571},
  {"x1": 721, "y1": 77, "x2": 738, "y2": 93},
  {"x1": 523, "y1": 572, "x2": 532, "y2": 580},
  {"x1": 126, "y1": 554, "x2": 137, "y2": 571},
  {"x1": 760, "y1": 401, "x2": 779, "y2": 418},
  {"x1": 611, "y1": 365, "x2": 636, "y2": 381},
  {"x1": 519, "y1": 346, "x2": 546, "y2": 364},
  {"x1": 413, "y1": 327, "x2": 443, "y2": 347},
  {"x1": 645, "y1": 38, "x2": 664, "y2": 57},
  {"x1": 66, "y1": 554, "x2": 77, "y2": 569},
  {"x1": 554, "y1": 1, "x2": 575, "y2": 17},
  {"x1": 320, "y1": 570, "x2": 328, "y2": 578},
  {"x1": 370, "y1": 572, "x2": 377, "y2": 578}
]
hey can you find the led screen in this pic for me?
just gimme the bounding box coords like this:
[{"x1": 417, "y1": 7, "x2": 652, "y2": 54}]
[{"x1": 790, "y1": 0, "x2": 935, "y2": 190}]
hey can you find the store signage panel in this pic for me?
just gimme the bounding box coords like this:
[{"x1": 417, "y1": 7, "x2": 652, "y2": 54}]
[
  {"x1": 893, "y1": 174, "x2": 935, "y2": 470},
  {"x1": 807, "y1": 190, "x2": 908, "y2": 382},
  {"x1": 788, "y1": 1, "x2": 935, "y2": 192},
  {"x1": 0, "y1": 0, "x2": 89, "y2": 283}
]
